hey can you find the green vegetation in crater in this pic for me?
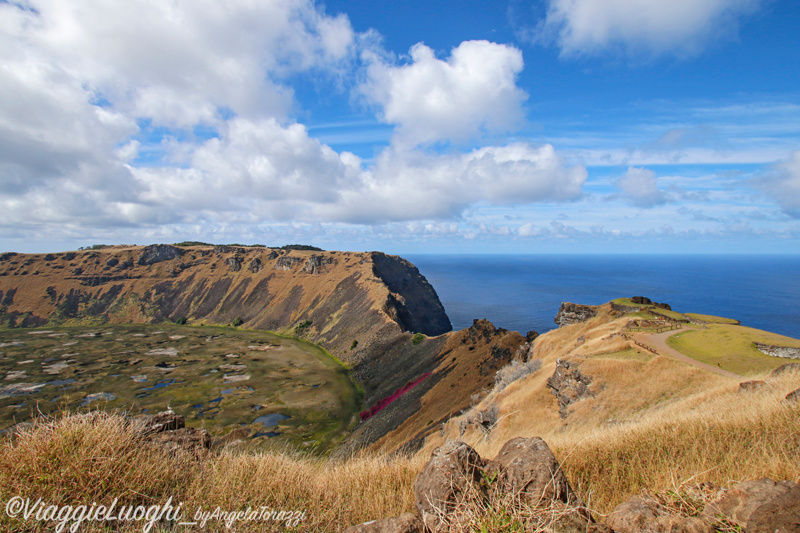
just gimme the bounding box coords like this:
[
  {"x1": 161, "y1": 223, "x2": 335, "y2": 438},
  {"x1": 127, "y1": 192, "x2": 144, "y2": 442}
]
[{"x1": 0, "y1": 324, "x2": 361, "y2": 453}]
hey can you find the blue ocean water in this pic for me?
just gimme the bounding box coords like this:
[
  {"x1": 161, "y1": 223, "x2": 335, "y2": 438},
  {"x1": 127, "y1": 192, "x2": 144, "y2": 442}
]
[{"x1": 406, "y1": 255, "x2": 800, "y2": 339}]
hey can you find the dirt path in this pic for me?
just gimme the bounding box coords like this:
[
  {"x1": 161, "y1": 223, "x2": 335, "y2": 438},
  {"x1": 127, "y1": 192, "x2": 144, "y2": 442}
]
[{"x1": 633, "y1": 329, "x2": 744, "y2": 380}]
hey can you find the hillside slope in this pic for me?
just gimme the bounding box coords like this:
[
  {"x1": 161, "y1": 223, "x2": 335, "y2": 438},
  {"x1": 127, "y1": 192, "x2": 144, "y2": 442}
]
[
  {"x1": 419, "y1": 301, "x2": 800, "y2": 511},
  {"x1": 0, "y1": 245, "x2": 528, "y2": 451}
]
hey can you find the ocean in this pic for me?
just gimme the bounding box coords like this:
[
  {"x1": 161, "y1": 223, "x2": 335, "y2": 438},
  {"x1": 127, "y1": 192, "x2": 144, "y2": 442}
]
[{"x1": 406, "y1": 254, "x2": 800, "y2": 339}]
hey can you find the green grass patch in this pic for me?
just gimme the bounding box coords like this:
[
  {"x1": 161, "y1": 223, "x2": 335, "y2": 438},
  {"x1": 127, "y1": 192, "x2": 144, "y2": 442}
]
[
  {"x1": 684, "y1": 313, "x2": 740, "y2": 325},
  {"x1": 667, "y1": 324, "x2": 800, "y2": 376}
]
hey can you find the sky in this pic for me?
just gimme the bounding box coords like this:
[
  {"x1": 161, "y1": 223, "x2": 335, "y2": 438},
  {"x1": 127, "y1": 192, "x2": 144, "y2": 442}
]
[{"x1": 1, "y1": 0, "x2": 799, "y2": 254}]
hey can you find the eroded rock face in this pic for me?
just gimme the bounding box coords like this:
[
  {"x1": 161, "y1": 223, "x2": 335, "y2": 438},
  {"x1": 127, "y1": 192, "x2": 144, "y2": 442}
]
[
  {"x1": 547, "y1": 359, "x2": 593, "y2": 418},
  {"x1": 302, "y1": 254, "x2": 334, "y2": 274},
  {"x1": 414, "y1": 441, "x2": 486, "y2": 532},
  {"x1": 274, "y1": 255, "x2": 302, "y2": 271},
  {"x1": 224, "y1": 256, "x2": 242, "y2": 272},
  {"x1": 248, "y1": 258, "x2": 262, "y2": 273},
  {"x1": 554, "y1": 302, "x2": 597, "y2": 327},
  {"x1": 137, "y1": 244, "x2": 182, "y2": 265},
  {"x1": 704, "y1": 478, "x2": 800, "y2": 533},
  {"x1": 343, "y1": 513, "x2": 423, "y2": 533},
  {"x1": 372, "y1": 253, "x2": 451, "y2": 337}
]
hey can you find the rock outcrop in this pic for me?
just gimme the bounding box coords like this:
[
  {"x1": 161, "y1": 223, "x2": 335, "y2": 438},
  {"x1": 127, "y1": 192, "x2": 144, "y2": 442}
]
[
  {"x1": 137, "y1": 244, "x2": 183, "y2": 265},
  {"x1": 139, "y1": 410, "x2": 211, "y2": 457},
  {"x1": 547, "y1": 359, "x2": 593, "y2": 418},
  {"x1": 554, "y1": 302, "x2": 597, "y2": 327},
  {"x1": 755, "y1": 343, "x2": 800, "y2": 359}
]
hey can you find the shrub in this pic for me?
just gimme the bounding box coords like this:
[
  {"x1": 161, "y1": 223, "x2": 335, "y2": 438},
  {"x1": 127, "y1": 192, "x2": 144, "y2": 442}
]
[
  {"x1": 174, "y1": 316, "x2": 187, "y2": 325},
  {"x1": 294, "y1": 319, "x2": 312, "y2": 335},
  {"x1": 350, "y1": 340, "x2": 358, "y2": 350},
  {"x1": 231, "y1": 317, "x2": 244, "y2": 327},
  {"x1": 494, "y1": 358, "x2": 542, "y2": 392},
  {"x1": 411, "y1": 332, "x2": 425, "y2": 345}
]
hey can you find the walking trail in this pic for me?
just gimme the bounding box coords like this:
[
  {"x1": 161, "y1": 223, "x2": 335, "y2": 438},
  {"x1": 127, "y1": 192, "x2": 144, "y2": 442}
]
[{"x1": 633, "y1": 329, "x2": 744, "y2": 380}]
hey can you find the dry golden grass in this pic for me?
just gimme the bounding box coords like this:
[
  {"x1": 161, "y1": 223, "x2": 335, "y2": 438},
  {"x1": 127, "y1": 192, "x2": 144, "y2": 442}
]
[
  {"x1": 0, "y1": 411, "x2": 422, "y2": 532},
  {"x1": 1, "y1": 304, "x2": 798, "y2": 531},
  {"x1": 425, "y1": 307, "x2": 800, "y2": 516}
]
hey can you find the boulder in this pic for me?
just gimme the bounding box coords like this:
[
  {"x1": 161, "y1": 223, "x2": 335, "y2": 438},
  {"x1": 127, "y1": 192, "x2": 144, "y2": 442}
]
[
  {"x1": 486, "y1": 437, "x2": 585, "y2": 509},
  {"x1": 704, "y1": 478, "x2": 800, "y2": 532},
  {"x1": 145, "y1": 410, "x2": 185, "y2": 433},
  {"x1": 413, "y1": 440, "x2": 486, "y2": 531},
  {"x1": 785, "y1": 388, "x2": 800, "y2": 402},
  {"x1": 738, "y1": 380, "x2": 767, "y2": 392},
  {"x1": 343, "y1": 513, "x2": 423, "y2": 533},
  {"x1": 608, "y1": 496, "x2": 709, "y2": 533},
  {"x1": 147, "y1": 427, "x2": 211, "y2": 457},
  {"x1": 771, "y1": 362, "x2": 800, "y2": 376}
]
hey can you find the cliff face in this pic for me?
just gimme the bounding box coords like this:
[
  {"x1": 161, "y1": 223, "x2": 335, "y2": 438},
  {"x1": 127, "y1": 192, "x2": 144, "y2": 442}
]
[{"x1": 0, "y1": 245, "x2": 450, "y2": 365}]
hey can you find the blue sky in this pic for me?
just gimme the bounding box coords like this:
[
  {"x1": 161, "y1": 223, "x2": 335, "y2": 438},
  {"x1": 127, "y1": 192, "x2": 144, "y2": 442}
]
[{"x1": 1, "y1": 0, "x2": 799, "y2": 254}]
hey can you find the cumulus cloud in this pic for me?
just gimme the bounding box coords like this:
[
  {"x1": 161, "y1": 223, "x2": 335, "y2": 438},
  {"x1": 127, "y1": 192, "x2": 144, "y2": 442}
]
[
  {"x1": 617, "y1": 167, "x2": 668, "y2": 207},
  {"x1": 758, "y1": 150, "x2": 800, "y2": 218},
  {"x1": 536, "y1": 0, "x2": 764, "y2": 57},
  {"x1": 361, "y1": 40, "x2": 527, "y2": 147},
  {"x1": 0, "y1": 0, "x2": 356, "y2": 230},
  {"x1": 0, "y1": 1, "x2": 587, "y2": 243},
  {"x1": 319, "y1": 143, "x2": 586, "y2": 223}
]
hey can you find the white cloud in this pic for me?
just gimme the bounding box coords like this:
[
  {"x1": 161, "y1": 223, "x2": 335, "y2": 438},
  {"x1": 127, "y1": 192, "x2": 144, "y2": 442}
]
[
  {"x1": 758, "y1": 150, "x2": 800, "y2": 218},
  {"x1": 0, "y1": 0, "x2": 357, "y2": 232},
  {"x1": 0, "y1": 1, "x2": 588, "y2": 243},
  {"x1": 361, "y1": 40, "x2": 527, "y2": 147},
  {"x1": 617, "y1": 166, "x2": 668, "y2": 207},
  {"x1": 321, "y1": 143, "x2": 586, "y2": 223},
  {"x1": 537, "y1": 0, "x2": 763, "y2": 57}
]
